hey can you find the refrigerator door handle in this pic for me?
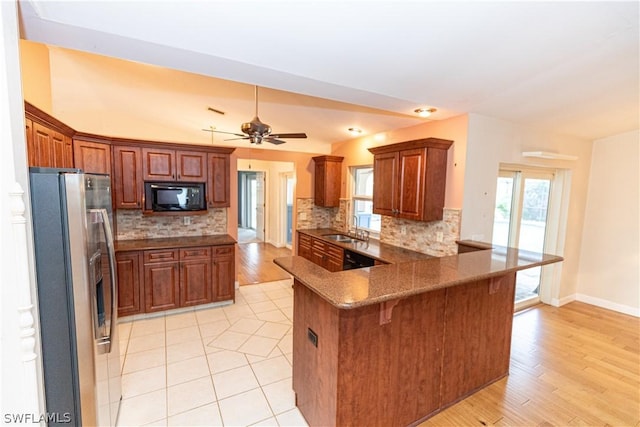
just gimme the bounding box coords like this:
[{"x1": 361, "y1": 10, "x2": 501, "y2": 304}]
[{"x1": 91, "y1": 208, "x2": 117, "y2": 354}]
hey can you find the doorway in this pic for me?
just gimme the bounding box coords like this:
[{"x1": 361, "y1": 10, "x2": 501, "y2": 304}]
[
  {"x1": 492, "y1": 168, "x2": 554, "y2": 310},
  {"x1": 237, "y1": 170, "x2": 265, "y2": 244}
]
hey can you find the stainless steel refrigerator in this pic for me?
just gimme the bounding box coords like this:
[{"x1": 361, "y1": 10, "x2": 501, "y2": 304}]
[{"x1": 29, "y1": 168, "x2": 121, "y2": 426}]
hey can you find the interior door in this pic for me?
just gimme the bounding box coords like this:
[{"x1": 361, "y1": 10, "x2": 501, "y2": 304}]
[
  {"x1": 492, "y1": 169, "x2": 554, "y2": 309},
  {"x1": 255, "y1": 171, "x2": 265, "y2": 241}
]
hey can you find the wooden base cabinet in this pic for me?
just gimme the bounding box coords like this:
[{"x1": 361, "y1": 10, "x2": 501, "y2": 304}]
[
  {"x1": 297, "y1": 232, "x2": 343, "y2": 272},
  {"x1": 115, "y1": 251, "x2": 144, "y2": 317},
  {"x1": 144, "y1": 249, "x2": 180, "y2": 313},
  {"x1": 213, "y1": 245, "x2": 235, "y2": 302},
  {"x1": 180, "y1": 247, "x2": 212, "y2": 307},
  {"x1": 116, "y1": 244, "x2": 235, "y2": 316}
]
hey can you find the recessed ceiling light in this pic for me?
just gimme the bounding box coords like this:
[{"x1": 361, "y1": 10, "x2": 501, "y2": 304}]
[
  {"x1": 348, "y1": 127, "x2": 362, "y2": 134},
  {"x1": 414, "y1": 108, "x2": 437, "y2": 118}
]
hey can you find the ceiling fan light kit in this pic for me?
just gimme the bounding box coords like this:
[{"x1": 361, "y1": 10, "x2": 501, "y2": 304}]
[{"x1": 203, "y1": 85, "x2": 307, "y2": 145}]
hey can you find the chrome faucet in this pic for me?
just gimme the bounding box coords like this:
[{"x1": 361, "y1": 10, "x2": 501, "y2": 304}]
[{"x1": 351, "y1": 215, "x2": 358, "y2": 236}]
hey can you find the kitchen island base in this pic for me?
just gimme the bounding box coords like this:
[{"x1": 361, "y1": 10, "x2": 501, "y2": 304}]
[{"x1": 292, "y1": 272, "x2": 517, "y2": 427}]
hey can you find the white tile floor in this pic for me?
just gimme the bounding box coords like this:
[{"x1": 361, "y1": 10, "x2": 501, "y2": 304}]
[{"x1": 116, "y1": 279, "x2": 308, "y2": 427}]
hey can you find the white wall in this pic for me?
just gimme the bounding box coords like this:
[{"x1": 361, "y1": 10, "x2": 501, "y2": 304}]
[
  {"x1": 576, "y1": 130, "x2": 639, "y2": 316},
  {"x1": 237, "y1": 159, "x2": 295, "y2": 247},
  {"x1": 461, "y1": 113, "x2": 594, "y2": 304}
]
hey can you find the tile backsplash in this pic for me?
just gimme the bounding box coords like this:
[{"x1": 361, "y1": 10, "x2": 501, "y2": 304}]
[
  {"x1": 296, "y1": 197, "x2": 460, "y2": 256},
  {"x1": 116, "y1": 209, "x2": 227, "y2": 240}
]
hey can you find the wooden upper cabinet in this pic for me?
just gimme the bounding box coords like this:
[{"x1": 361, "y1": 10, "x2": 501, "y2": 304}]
[
  {"x1": 177, "y1": 151, "x2": 207, "y2": 182},
  {"x1": 313, "y1": 155, "x2": 343, "y2": 207},
  {"x1": 207, "y1": 152, "x2": 230, "y2": 208},
  {"x1": 113, "y1": 145, "x2": 143, "y2": 209},
  {"x1": 369, "y1": 138, "x2": 453, "y2": 222},
  {"x1": 24, "y1": 103, "x2": 76, "y2": 169},
  {"x1": 142, "y1": 147, "x2": 176, "y2": 181},
  {"x1": 73, "y1": 139, "x2": 111, "y2": 175},
  {"x1": 142, "y1": 148, "x2": 207, "y2": 182}
]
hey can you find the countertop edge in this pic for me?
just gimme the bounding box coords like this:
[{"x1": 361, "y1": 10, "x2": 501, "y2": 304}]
[
  {"x1": 115, "y1": 234, "x2": 237, "y2": 252},
  {"x1": 274, "y1": 249, "x2": 564, "y2": 309}
]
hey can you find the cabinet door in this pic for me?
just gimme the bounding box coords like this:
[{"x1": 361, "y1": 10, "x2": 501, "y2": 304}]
[
  {"x1": 212, "y1": 245, "x2": 235, "y2": 302},
  {"x1": 63, "y1": 135, "x2": 74, "y2": 168},
  {"x1": 116, "y1": 251, "x2": 144, "y2": 317},
  {"x1": 311, "y1": 238, "x2": 327, "y2": 268},
  {"x1": 397, "y1": 148, "x2": 426, "y2": 220},
  {"x1": 372, "y1": 152, "x2": 398, "y2": 216},
  {"x1": 177, "y1": 151, "x2": 207, "y2": 182},
  {"x1": 207, "y1": 153, "x2": 230, "y2": 208},
  {"x1": 32, "y1": 122, "x2": 55, "y2": 167},
  {"x1": 52, "y1": 131, "x2": 66, "y2": 168},
  {"x1": 313, "y1": 156, "x2": 342, "y2": 207},
  {"x1": 180, "y1": 247, "x2": 212, "y2": 306},
  {"x1": 144, "y1": 262, "x2": 180, "y2": 312},
  {"x1": 25, "y1": 118, "x2": 36, "y2": 166},
  {"x1": 325, "y1": 244, "x2": 344, "y2": 272},
  {"x1": 181, "y1": 260, "x2": 212, "y2": 306},
  {"x1": 113, "y1": 146, "x2": 143, "y2": 209},
  {"x1": 314, "y1": 161, "x2": 327, "y2": 207},
  {"x1": 143, "y1": 148, "x2": 176, "y2": 181},
  {"x1": 73, "y1": 140, "x2": 111, "y2": 174}
]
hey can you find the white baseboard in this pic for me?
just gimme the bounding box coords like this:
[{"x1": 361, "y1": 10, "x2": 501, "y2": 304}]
[
  {"x1": 575, "y1": 293, "x2": 640, "y2": 317},
  {"x1": 550, "y1": 294, "x2": 576, "y2": 307}
]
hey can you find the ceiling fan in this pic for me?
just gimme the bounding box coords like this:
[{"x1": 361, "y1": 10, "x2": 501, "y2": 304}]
[{"x1": 203, "y1": 86, "x2": 307, "y2": 145}]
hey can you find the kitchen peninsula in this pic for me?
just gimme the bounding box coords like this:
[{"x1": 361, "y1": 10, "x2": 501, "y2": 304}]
[{"x1": 274, "y1": 244, "x2": 563, "y2": 427}]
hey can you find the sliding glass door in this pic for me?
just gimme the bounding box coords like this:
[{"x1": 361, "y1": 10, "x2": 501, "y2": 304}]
[{"x1": 493, "y1": 169, "x2": 554, "y2": 309}]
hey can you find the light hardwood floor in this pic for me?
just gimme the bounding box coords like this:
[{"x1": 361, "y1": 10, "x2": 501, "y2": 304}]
[
  {"x1": 421, "y1": 302, "x2": 640, "y2": 426},
  {"x1": 237, "y1": 242, "x2": 292, "y2": 285}
]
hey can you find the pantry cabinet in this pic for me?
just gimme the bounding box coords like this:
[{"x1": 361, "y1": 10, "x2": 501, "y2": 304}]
[{"x1": 369, "y1": 138, "x2": 453, "y2": 222}]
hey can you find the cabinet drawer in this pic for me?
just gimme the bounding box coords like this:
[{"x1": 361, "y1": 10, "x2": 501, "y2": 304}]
[
  {"x1": 180, "y1": 246, "x2": 211, "y2": 261},
  {"x1": 326, "y1": 244, "x2": 344, "y2": 261},
  {"x1": 213, "y1": 245, "x2": 234, "y2": 257},
  {"x1": 144, "y1": 249, "x2": 179, "y2": 264},
  {"x1": 298, "y1": 233, "x2": 312, "y2": 246}
]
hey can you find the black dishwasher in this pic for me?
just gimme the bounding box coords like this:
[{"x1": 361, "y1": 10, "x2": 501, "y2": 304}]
[{"x1": 343, "y1": 249, "x2": 376, "y2": 270}]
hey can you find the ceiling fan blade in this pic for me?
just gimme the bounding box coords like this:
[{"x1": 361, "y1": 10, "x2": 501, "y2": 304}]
[
  {"x1": 202, "y1": 129, "x2": 246, "y2": 137},
  {"x1": 269, "y1": 132, "x2": 307, "y2": 139},
  {"x1": 264, "y1": 138, "x2": 287, "y2": 145},
  {"x1": 224, "y1": 137, "x2": 250, "y2": 141}
]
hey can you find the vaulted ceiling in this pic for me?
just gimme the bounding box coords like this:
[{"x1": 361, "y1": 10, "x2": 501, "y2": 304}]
[{"x1": 18, "y1": 1, "x2": 639, "y2": 152}]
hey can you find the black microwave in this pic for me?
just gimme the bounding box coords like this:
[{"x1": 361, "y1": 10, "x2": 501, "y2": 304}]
[{"x1": 144, "y1": 182, "x2": 206, "y2": 212}]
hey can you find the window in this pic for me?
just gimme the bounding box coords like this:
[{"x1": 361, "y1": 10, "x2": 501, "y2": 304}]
[{"x1": 351, "y1": 166, "x2": 381, "y2": 233}]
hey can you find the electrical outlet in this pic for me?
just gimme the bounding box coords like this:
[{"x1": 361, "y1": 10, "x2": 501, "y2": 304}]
[
  {"x1": 401, "y1": 226, "x2": 407, "y2": 235},
  {"x1": 436, "y1": 231, "x2": 444, "y2": 242},
  {"x1": 183, "y1": 217, "x2": 191, "y2": 225}
]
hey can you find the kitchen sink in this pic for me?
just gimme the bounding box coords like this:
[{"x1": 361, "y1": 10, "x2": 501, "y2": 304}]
[{"x1": 322, "y1": 234, "x2": 361, "y2": 243}]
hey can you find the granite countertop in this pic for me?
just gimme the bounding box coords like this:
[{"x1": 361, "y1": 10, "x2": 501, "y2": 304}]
[
  {"x1": 115, "y1": 234, "x2": 236, "y2": 252},
  {"x1": 274, "y1": 246, "x2": 563, "y2": 309},
  {"x1": 297, "y1": 228, "x2": 433, "y2": 264}
]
